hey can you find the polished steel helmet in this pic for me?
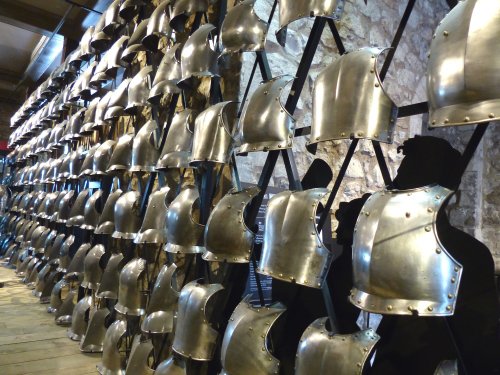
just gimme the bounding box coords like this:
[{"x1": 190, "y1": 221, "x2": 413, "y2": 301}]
[
  {"x1": 82, "y1": 244, "x2": 106, "y2": 290},
  {"x1": 427, "y1": 0, "x2": 500, "y2": 128},
  {"x1": 92, "y1": 140, "x2": 116, "y2": 176},
  {"x1": 310, "y1": 47, "x2": 397, "y2": 145},
  {"x1": 125, "y1": 66, "x2": 153, "y2": 114},
  {"x1": 66, "y1": 189, "x2": 91, "y2": 228},
  {"x1": 97, "y1": 320, "x2": 127, "y2": 375},
  {"x1": 104, "y1": 78, "x2": 132, "y2": 120},
  {"x1": 115, "y1": 257, "x2": 147, "y2": 316},
  {"x1": 112, "y1": 190, "x2": 142, "y2": 239},
  {"x1": 203, "y1": 187, "x2": 260, "y2": 263},
  {"x1": 95, "y1": 189, "x2": 123, "y2": 235},
  {"x1": 276, "y1": 0, "x2": 344, "y2": 46},
  {"x1": 79, "y1": 143, "x2": 102, "y2": 177},
  {"x1": 350, "y1": 185, "x2": 463, "y2": 316},
  {"x1": 172, "y1": 280, "x2": 224, "y2": 360},
  {"x1": 130, "y1": 119, "x2": 160, "y2": 172},
  {"x1": 71, "y1": 61, "x2": 98, "y2": 101},
  {"x1": 164, "y1": 186, "x2": 205, "y2": 254},
  {"x1": 156, "y1": 109, "x2": 195, "y2": 170},
  {"x1": 258, "y1": 188, "x2": 334, "y2": 289},
  {"x1": 135, "y1": 187, "x2": 170, "y2": 244},
  {"x1": 238, "y1": 76, "x2": 295, "y2": 153},
  {"x1": 295, "y1": 319, "x2": 380, "y2": 375},
  {"x1": 220, "y1": 0, "x2": 267, "y2": 55},
  {"x1": 143, "y1": 0, "x2": 174, "y2": 51},
  {"x1": 170, "y1": 0, "x2": 209, "y2": 32},
  {"x1": 47, "y1": 122, "x2": 65, "y2": 150},
  {"x1": 141, "y1": 263, "x2": 179, "y2": 334},
  {"x1": 178, "y1": 24, "x2": 219, "y2": 89},
  {"x1": 121, "y1": 18, "x2": 149, "y2": 63},
  {"x1": 148, "y1": 44, "x2": 182, "y2": 103},
  {"x1": 107, "y1": 133, "x2": 134, "y2": 174},
  {"x1": 191, "y1": 101, "x2": 236, "y2": 165},
  {"x1": 81, "y1": 189, "x2": 104, "y2": 230}
]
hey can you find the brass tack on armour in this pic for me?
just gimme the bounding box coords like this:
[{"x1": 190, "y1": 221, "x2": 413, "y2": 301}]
[
  {"x1": 425, "y1": 226, "x2": 431, "y2": 232},
  {"x1": 451, "y1": 277, "x2": 456, "y2": 283},
  {"x1": 446, "y1": 305, "x2": 452, "y2": 311},
  {"x1": 436, "y1": 248, "x2": 442, "y2": 254},
  {"x1": 427, "y1": 306, "x2": 434, "y2": 312},
  {"x1": 387, "y1": 305, "x2": 393, "y2": 311},
  {"x1": 405, "y1": 212, "x2": 411, "y2": 218},
  {"x1": 489, "y1": 113, "x2": 495, "y2": 118},
  {"x1": 427, "y1": 208, "x2": 433, "y2": 213},
  {"x1": 443, "y1": 30, "x2": 449, "y2": 36},
  {"x1": 448, "y1": 294, "x2": 454, "y2": 299},
  {"x1": 464, "y1": 116, "x2": 470, "y2": 122}
]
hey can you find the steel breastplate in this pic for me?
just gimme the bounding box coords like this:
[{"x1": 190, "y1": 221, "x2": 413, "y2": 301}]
[
  {"x1": 105, "y1": 35, "x2": 129, "y2": 77},
  {"x1": 295, "y1": 318, "x2": 380, "y2": 375},
  {"x1": 191, "y1": 101, "x2": 235, "y2": 165},
  {"x1": 112, "y1": 191, "x2": 142, "y2": 239},
  {"x1": 164, "y1": 186, "x2": 205, "y2": 254},
  {"x1": 258, "y1": 188, "x2": 333, "y2": 289},
  {"x1": 107, "y1": 134, "x2": 134, "y2": 174},
  {"x1": 68, "y1": 295, "x2": 92, "y2": 341},
  {"x1": 54, "y1": 190, "x2": 75, "y2": 224},
  {"x1": 310, "y1": 47, "x2": 397, "y2": 145},
  {"x1": 179, "y1": 24, "x2": 219, "y2": 88},
  {"x1": 126, "y1": 65, "x2": 152, "y2": 113},
  {"x1": 149, "y1": 44, "x2": 182, "y2": 103},
  {"x1": 141, "y1": 263, "x2": 179, "y2": 334},
  {"x1": 57, "y1": 235, "x2": 75, "y2": 273},
  {"x1": 65, "y1": 242, "x2": 91, "y2": 278},
  {"x1": 45, "y1": 233, "x2": 66, "y2": 261},
  {"x1": 428, "y1": 0, "x2": 500, "y2": 128},
  {"x1": 115, "y1": 258, "x2": 147, "y2": 316},
  {"x1": 121, "y1": 18, "x2": 149, "y2": 63},
  {"x1": 94, "y1": 92, "x2": 114, "y2": 130},
  {"x1": 221, "y1": 297, "x2": 285, "y2": 375},
  {"x1": 220, "y1": 0, "x2": 267, "y2": 55},
  {"x1": 93, "y1": 140, "x2": 116, "y2": 176},
  {"x1": 105, "y1": 78, "x2": 132, "y2": 119},
  {"x1": 170, "y1": 0, "x2": 209, "y2": 32},
  {"x1": 238, "y1": 76, "x2": 295, "y2": 153},
  {"x1": 80, "y1": 306, "x2": 111, "y2": 353},
  {"x1": 434, "y1": 360, "x2": 458, "y2": 375},
  {"x1": 157, "y1": 109, "x2": 195, "y2": 170},
  {"x1": 80, "y1": 98, "x2": 100, "y2": 135},
  {"x1": 135, "y1": 187, "x2": 170, "y2": 244},
  {"x1": 203, "y1": 187, "x2": 260, "y2": 263},
  {"x1": 98, "y1": 319, "x2": 127, "y2": 375},
  {"x1": 130, "y1": 119, "x2": 160, "y2": 172},
  {"x1": 95, "y1": 189, "x2": 123, "y2": 235},
  {"x1": 97, "y1": 252, "x2": 125, "y2": 299},
  {"x1": 82, "y1": 189, "x2": 104, "y2": 231},
  {"x1": 67, "y1": 189, "x2": 91, "y2": 227},
  {"x1": 82, "y1": 244, "x2": 105, "y2": 290},
  {"x1": 125, "y1": 337, "x2": 154, "y2": 375},
  {"x1": 79, "y1": 143, "x2": 102, "y2": 177},
  {"x1": 350, "y1": 185, "x2": 463, "y2": 316},
  {"x1": 172, "y1": 280, "x2": 224, "y2": 361},
  {"x1": 143, "y1": 0, "x2": 174, "y2": 51},
  {"x1": 156, "y1": 357, "x2": 187, "y2": 375}
]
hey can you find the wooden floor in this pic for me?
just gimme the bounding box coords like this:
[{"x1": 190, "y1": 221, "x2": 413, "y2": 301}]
[{"x1": 0, "y1": 265, "x2": 100, "y2": 375}]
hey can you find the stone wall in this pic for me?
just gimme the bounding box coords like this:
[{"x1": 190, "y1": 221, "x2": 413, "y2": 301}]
[{"x1": 235, "y1": 0, "x2": 498, "y2": 262}]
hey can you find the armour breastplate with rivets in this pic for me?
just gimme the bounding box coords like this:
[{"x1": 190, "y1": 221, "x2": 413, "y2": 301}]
[
  {"x1": 238, "y1": 76, "x2": 295, "y2": 153},
  {"x1": 310, "y1": 47, "x2": 397, "y2": 145},
  {"x1": 172, "y1": 280, "x2": 224, "y2": 361},
  {"x1": 221, "y1": 297, "x2": 285, "y2": 375},
  {"x1": 203, "y1": 187, "x2": 260, "y2": 263},
  {"x1": 295, "y1": 318, "x2": 380, "y2": 375},
  {"x1": 258, "y1": 189, "x2": 333, "y2": 289},
  {"x1": 350, "y1": 185, "x2": 463, "y2": 316}
]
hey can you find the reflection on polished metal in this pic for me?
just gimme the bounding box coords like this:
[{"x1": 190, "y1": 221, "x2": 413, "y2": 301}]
[
  {"x1": 107, "y1": 134, "x2": 134, "y2": 174},
  {"x1": 238, "y1": 76, "x2": 295, "y2": 153},
  {"x1": 178, "y1": 24, "x2": 219, "y2": 88},
  {"x1": 52, "y1": 190, "x2": 73, "y2": 224},
  {"x1": 428, "y1": 0, "x2": 500, "y2": 128},
  {"x1": 80, "y1": 307, "x2": 111, "y2": 353},
  {"x1": 170, "y1": 0, "x2": 208, "y2": 31},
  {"x1": 82, "y1": 190, "x2": 104, "y2": 230},
  {"x1": 220, "y1": 0, "x2": 267, "y2": 55},
  {"x1": 221, "y1": 296, "x2": 285, "y2": 375},
  {"x1": 310, "y1": 47, "x2": 397, "y2": 145},
  {"x1": 204, "y1": 187, "x2": 260, "y2": 263},
  {"x1": 434, "y1": 360, "x2": 458, "y2": 375},
  {"x1": 65, "y1": 109, "x2": 85, "y2": 141},
  {"x1": 277, "y1": 0, "x2": 344, "y2": 45},
  {"x1": 91, "y1": 13, "x2": 111, "y2": 52},
  {"x1": 126, "y1": 66, "x2": 153, "y2": 113},
  {"x1": 106, "y1": 35, "x2": 130, "y2": 77},
  {"x1": 82, "y1": 244, "x2": 105, "y2": 290},
  {"x1": 66, "y1": 189, "x2": 91, "y2": 227},
  {"x1": 295, "y1": 318, "x2": 380, "y2": 375},
  {"x1": 98, "y1": 319, "x2": 127, "y2": 375},
  {"x1": 95, "y1": 189, "x2": 123, "y2": 235},
  {"x1": 102, "y1": 0, "x2": 123, "y2": 36},
  {"x1": 156, "y1": 109, "x2": 195, "y2": 170},
  {"x1": 48, "y1": 278, "x2": 69, "y2": 314},
  {"x1": 57, "y1": 234, "x2": 75, "y2": 273},
  {"x1": 97, "y1": 252, "x2": 125, "y2": 299},
  {"x1": 149, "y1": 44, "x2": 182, "y2": 103},
  {"x1": 258, "y1": 189, "x2": 333, "y2": 288},
  {"x1": 119, "y1": 0, "x2": 146, "y2": 21},
  {"x1": 90, "y1": 52, "x2": 111, "y2": 88},
  {"x1": 93, "y1": 140, "x2": 116, "y2": 176},
  {"x1": 130, "y1": 120, "x2": 160, "y2": 172},
  {"x1": 121, "y1": 18, "x2": 149, "y2": 63},
  {"x1": 54, "y1": 288, "x2": 77, "y2": 325},
  {"x1": 93, "y1": 91, "x2": 114, "y2": 130},
  {"x1": 115, "y1": 258, "x2": 147, "y2": 316},
  {"x1": 45, "y1": 233, "x2": 67, "y2": 261},
  {"x1": 135, "y1": 187, "x2": 170, "y2": 244},
  {"x1": 68, "y1": 295, "x2": 92, "y2": 341},
  {"x1": 155, "y1": 356, "x2": 187, "y2": 375},
  {"x1": 67, "y1": 148, "x2": 86, "y2": 180},
  {"x1": 350, "y1": 185, "x2": 463, "y2": 316},
  {"x1": 112, "y1": 191, "x2": 142, "y2": 239},
  {"x1": 125, "y1": 337, "x2": 154, "y2": 375},
  {"x1": 105, "y1": 78, "x2": 132, "y2": 120},
  {"x1": 172, "y1": 280, "x2": 224, "y2": 361},
  {"x1": 66, "y1": 243, "x2": 91, "y2": 279},
  {"x1": 79, "y1": 143, "x2": 102, "y2": 177},
  {"x1": 80, "y1": 97, "x2": 100, "y2": 135},
  {"x1": 141, "y1": 264, "x2": 179, "y2": 334},
  {"x1": 164, "y1": 186, "x2": 205, "y2": 254},
  {"x1": 191, "y1": 101, "x2": 235, "y2": 164},
  {"x1": 143, "y1": 0, "x2": 174, "y2": 51}
]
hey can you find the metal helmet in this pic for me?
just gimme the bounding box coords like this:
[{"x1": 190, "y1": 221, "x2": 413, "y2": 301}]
[
  {"x1": 119, "y1": 0, "x2": 148, "y2": 21},
  {"x1": 65, "y1": 243, "x2": 92, "y2": 279},
  {"x1": 80, "y1": 97, "x2": 101, "y2": 135},
  {"x1": 54, "y1": 190, "x2": 76, "y2": 224},
  {"x1": 80, "y1": 26, "x2": 96, "y2": 60},
  {"x1": 155, "y1": 357, "x2": 187, "y2": 375},
  {"x1": 79, "y1": 306, "x2": 112, "y2": 353},
  {"x1": 130, "y1": 119, "x2": 160, "y2": 172},
  {"x1": 125, "y1": 337, "x2": 154, "y2": 375}
]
